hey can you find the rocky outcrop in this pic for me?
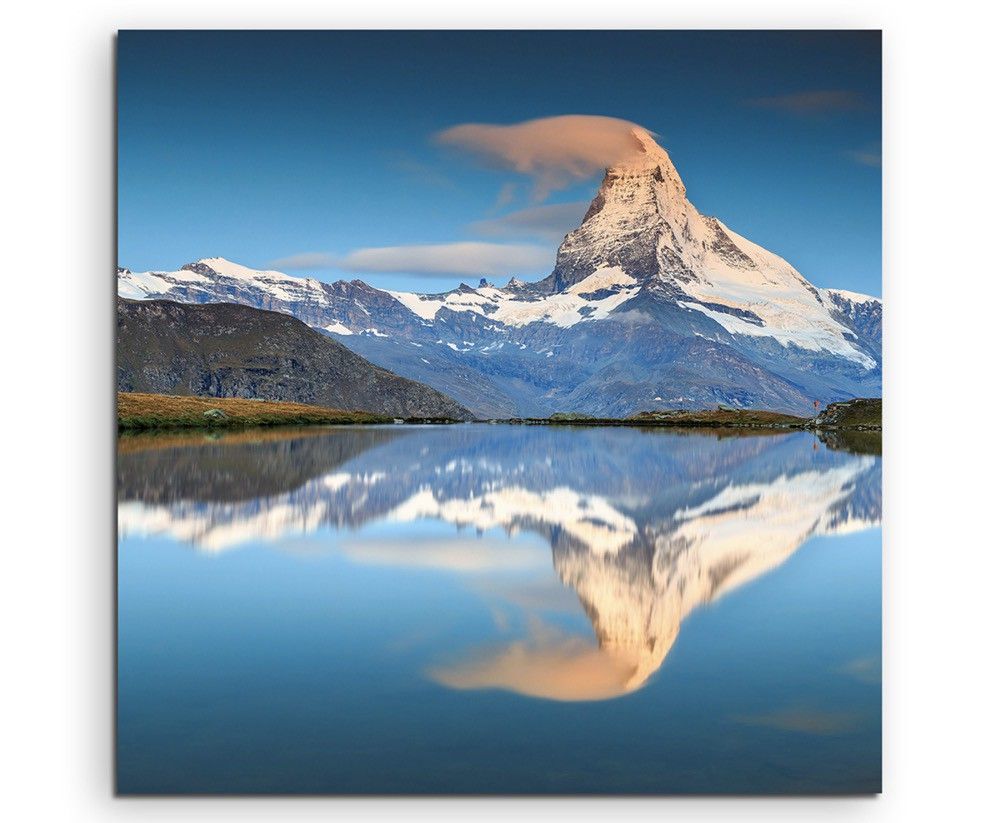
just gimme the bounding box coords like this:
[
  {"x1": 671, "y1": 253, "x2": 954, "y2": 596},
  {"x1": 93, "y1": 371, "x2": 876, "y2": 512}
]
[{"x1": 813, "y1": 397, "x2": 882, "y2": 429}]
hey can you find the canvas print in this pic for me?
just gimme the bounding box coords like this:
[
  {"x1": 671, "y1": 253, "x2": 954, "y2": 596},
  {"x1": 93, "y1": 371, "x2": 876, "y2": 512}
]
[{"x1": 116, "y1": 30, "x2": 882, "y2": 794}]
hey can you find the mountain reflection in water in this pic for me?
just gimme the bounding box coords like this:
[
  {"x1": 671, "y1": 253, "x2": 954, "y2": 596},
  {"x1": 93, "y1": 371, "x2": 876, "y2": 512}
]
[{"x1": 118, "y1": 424, "x2": 880, "y2": 702}]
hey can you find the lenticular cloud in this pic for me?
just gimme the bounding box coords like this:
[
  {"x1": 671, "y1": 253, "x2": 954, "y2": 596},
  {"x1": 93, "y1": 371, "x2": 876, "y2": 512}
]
[{"x1": 436, "y1": 115, "x2": 653, "y2": 199}]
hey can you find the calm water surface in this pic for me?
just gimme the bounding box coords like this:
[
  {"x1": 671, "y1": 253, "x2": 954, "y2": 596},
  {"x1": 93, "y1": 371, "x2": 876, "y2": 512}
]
[{"x1": 117, "y1": 424, "x2": 881, "y2": 794}]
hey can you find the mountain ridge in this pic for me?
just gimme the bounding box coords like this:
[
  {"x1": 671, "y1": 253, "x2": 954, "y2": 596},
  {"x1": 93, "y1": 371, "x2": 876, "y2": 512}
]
[{"x1": 118, "y1": 129, "x2": 881, "y2": 418}]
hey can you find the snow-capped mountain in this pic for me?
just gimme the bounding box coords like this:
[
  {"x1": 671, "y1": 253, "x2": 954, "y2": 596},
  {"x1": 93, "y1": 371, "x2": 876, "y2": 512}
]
[
  {"x1": 118, "y1": 129, "x2": 881, "y2": 418},
  {"x1": 118, "y1": 425, "x2": 880, "y2": 700}
]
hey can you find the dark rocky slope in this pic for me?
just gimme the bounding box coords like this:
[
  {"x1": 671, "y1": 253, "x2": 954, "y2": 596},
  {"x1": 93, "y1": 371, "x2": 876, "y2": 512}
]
[{"x1": 117, "y1": 298, "x2": 473, "y2": 420}]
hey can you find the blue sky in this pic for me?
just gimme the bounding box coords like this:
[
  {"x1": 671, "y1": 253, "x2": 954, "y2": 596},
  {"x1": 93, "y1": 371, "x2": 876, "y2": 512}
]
[{"x1": 118, "y1": 30, "x2": 881, "y2": 296}]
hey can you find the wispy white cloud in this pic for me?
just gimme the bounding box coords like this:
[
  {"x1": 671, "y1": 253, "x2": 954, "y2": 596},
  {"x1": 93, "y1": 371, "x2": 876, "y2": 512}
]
[
  {"x1": 837, "y1": 655, "x2": 881, "y2": 684},
  {"x1": 269, "y1": 241, "x2": 554, "y2": 278},
  {"x1": 733, "y1": 706, "x2": 863, "y2": 735},
  {"x1": 470, "y1": 202, "x2": 589, "y2": 242},
  {"x1": 745, "y1": 90, "x2": 867, "y2": 116},
  {"x1": 268, "y1": 252, "x2": 340, "y2": 270},
  {"x1": 492, "y1": 181, "x2": 519, "y2": 210},
  {"x1": 436, "y1": 115, "x2": 652, "y2": 200},
  {"x1": 338, "y1": 241, "x2": 553, "y2": 278},
  {"x1": 339, "y1": 534, "x2": 548, "y2": 573},
  {"x1": 847, "y1": 146, "x2": 882, "y2": 167}
]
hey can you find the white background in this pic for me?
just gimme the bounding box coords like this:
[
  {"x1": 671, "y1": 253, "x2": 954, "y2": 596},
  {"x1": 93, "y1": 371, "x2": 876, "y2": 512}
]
[{"x1": 2, "y1": 2, "x2": 997, "y2": 820}]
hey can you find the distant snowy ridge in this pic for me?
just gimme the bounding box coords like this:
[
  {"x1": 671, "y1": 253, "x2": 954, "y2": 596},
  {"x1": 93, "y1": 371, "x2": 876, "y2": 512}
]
[
  {"x1": 117, "y1": 129, "x2": 881, "y2": 417},
  {"x1": 118, "y1": 252, "x2": 878, "y2": 365}
]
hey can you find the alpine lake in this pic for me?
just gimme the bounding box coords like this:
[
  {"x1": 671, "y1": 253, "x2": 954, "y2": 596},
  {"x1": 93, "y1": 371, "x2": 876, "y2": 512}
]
[{"x1": 117, "y1": 422, "x2": 881, "y2": 794}]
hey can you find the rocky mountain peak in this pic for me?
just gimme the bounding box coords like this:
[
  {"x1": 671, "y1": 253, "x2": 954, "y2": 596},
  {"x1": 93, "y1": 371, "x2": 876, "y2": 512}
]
[
  {"x1": 607, "y1": 127, "x2": 687, "y2": 198},
  {"x1": 183, "y1": 257, "x2": 268, "y2": 279},
  {"x1": 539, "y1": 130, "x2": 699, "y2": 292},
  {"x1": 181, "y1": 260, "x2": 220, "y2": 277}
]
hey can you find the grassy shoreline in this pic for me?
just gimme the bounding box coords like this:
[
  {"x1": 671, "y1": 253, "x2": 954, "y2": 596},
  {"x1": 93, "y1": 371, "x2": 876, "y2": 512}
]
[
  {"x1": 118, "y1": 392, "x2": 882, "y2": 433},
  {"x1": 501, "y1": 399, "x2": 883, "y2": 431},
  {"x1": 117, "y1": 392, "x2": 394, "y2": 431},
  {"x1": 501, "y1": 408, "x2": 812, "y2": 429}
]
